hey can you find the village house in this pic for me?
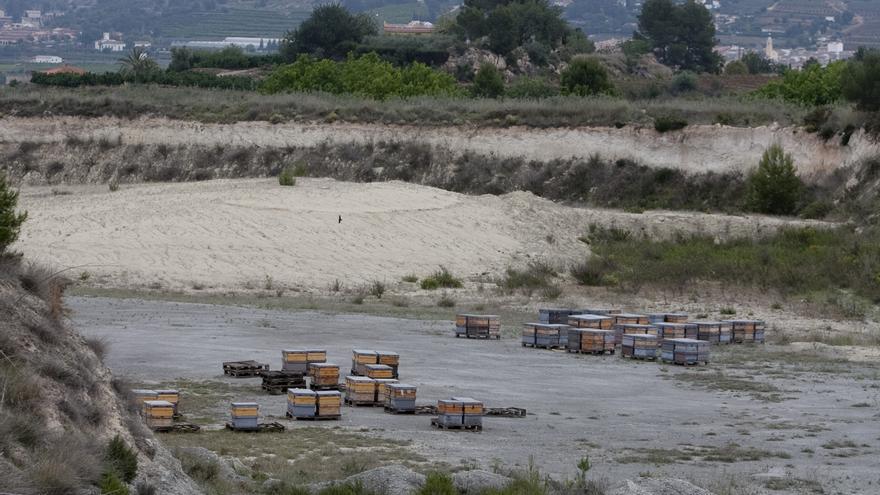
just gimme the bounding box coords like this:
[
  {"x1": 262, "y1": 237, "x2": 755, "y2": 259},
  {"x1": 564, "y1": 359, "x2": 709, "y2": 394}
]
[{"x1": 95, "y1": 32, "x2": 125, "y2": 51}]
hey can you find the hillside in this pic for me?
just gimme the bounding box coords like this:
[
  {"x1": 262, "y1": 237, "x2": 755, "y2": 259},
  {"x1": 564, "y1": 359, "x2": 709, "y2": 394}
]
[{"x1": 0, "y1": 256, "x2": 201, "y2": 493}]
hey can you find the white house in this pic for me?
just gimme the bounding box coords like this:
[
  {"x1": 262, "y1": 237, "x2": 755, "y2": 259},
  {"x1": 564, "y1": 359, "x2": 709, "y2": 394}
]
[
  {"x1": 31, "y1": 55, "x2": 62, "y2": 64},
  {"x1": 95, "y1": 32, "x2": 125, "y2": 52}
]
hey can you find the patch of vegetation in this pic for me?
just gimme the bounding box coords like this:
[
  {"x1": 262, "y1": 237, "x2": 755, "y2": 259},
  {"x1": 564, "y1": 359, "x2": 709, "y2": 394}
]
[
  {"x1": 499, "y1": 262, "x2": 557, "y2": 295},
  {"x1": 617, "y1": 443, "x2": 789, "y2": 465},
  {"x1": 420, "y1": 267, "x2": 463, "y2": 290},
  {"x1": 368, "y1": 280, "x2": 386, "y2": 299},
  {"x1": 106, "y1": 435, "x2": 138, "y2": 483},
  {"x1": 746, "y1": 145, "x2": 802, "y2": 215},
  {"x1": 653, "y1": 115, "x2": 688, "y2": 133},
  {"x1": 417, "y1": 472, "x2": 457, "y2": 495},
  {"x1": 672, "y1": 370, "x2": 784, "y2": 402},
  {"x1": 0, "y1": 173, "x2": 28, "y2": 253}
]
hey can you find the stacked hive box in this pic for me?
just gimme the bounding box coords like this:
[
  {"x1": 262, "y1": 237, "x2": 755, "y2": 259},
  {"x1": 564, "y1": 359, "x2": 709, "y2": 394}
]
[
  {"x1": 287, "y1": 388, "x2": 317, "y2": 418},
  {"x1": 725, "y1": 320, "x2": 766, "y2": 343},
  {"x1": 614, "y1": 323, "x2": 658, "y2": 346},
  {"x1": 351, "y1": 349, "x2": 378, "y2": 375},
  {"x1": 143, "y1": 400, "x2": 174, "y2": 429},
  {"x1": 656, "y1": 323, "x2": 698, "y2": 341},
  {"x1": 308, "y1": 363, "x2": 340, "y2": 389},
  {"x1": 694, "y1": 321, "x2": 733, "y2": 344},
  {"x1": 582, "y1": 308, "x2": 622, "y2": 316},
  {"x1": 365, "y1": 364, "x2": 395, "y2": 379},
  {"x1": 230, "y1": 402, "x2": 260, "y2": 430},
  {"x1": 316, "y1": 391, "x2": 342, "y2": 418},
  {"x1": 661, "y1": 338, "x2": 710, "y2": 365},
  {"x1": 377, "y1": 351, "x2": 400, "y2": 378},
  {"x1": 283, "y1": 349, "x2": 326, "y2": 373},
  {"x1": 261, "y1": 371, "x2": 306, "y2": 394},
  {"x1": 522, "y1": 323, "x2": 569, "y2": 348},
  {"x1": 436, "y1": 398, "x2": 483, "y2": 429},
  {"x1": 132, "y1": 389, "x2": 158, "y2": 405},
  {"x1": 345, "y1": 376, "x2": 378, "y2": 405},
  {"x1": 539, "y1": 308, "x2": 586, "y2": 324},
  {"x1": 621, "y1": 334, "x2": 658, "y2": 359},
  {"x1": 156, "y1": 389, "x2": 180, "y2": 416},
  {"x1": 568, "y1": 314, "x2": 614, "y2": 329},
  {"x1": 455, "y1": 314, "x2": 501, "y2": 339},
  {"x1": 455, "y1": 397, "x2": 484, "y2": 428},
  {"x1": 567, "y1": 328, "x2": 615, "y2": 354},
  {"x1": 375, "y1": 378, "x2": 399, "y2": 403},
  {"x1": 648, "y1": 313, "x2": 689, "y2": 324},
  {"x1": 385, "y1": 383, "x2": 417, "y2": 412}
]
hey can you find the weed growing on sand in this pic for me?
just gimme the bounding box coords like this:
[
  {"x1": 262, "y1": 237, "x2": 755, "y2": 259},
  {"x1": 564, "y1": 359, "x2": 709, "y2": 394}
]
[
  {"x1": 330, "y1": 279, "x2": 343, "y2": 292},
  {"x1": 437, "y1": 293, "x2": 456, "y2": 307},
  {"x1": 500, "y1": 262, "x2": 557, "y2": 295},
  {"x1": 106, "y1": 435, "x2": 138, "y2": 483},
  {"x1": 420, "y1": 267, "x2": 462, "y2": 290},
  {"x1": 402, "y1": 274, "x2": 419, "y2": 283},
  {"x1": 369, "y1": 280, "x2": 386, "y2": 299},
  {"x1": 417, "y1": 473, "x2": 456, "y2": 495},
  {"x1": 279, "y1": 166, "x2": 297, "y2": 186}
]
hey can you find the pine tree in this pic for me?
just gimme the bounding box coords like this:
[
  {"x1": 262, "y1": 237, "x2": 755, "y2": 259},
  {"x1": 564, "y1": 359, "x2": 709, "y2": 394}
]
[
  {"x1": 747, "y1": 145, "x2": 802, "y2": 215},
  {"x1": 0, "y1": 173, "x2": 27, "y2": 253}
]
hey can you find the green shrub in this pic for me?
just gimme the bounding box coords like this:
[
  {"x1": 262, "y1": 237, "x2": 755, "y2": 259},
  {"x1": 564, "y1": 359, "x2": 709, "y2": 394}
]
[
  {"x1": 0, "y1": 173, "x2": 28, "y2": 254},
  {"x1": 654, "y1": 115, "x2": 688, "y2": 133},
  {"x1": 106, "y1": 435, "x2": 138, "y2": 483},
  {"x1": 799, "y1": 200, "x2": 833, "y2": 220},
  {"x1": 746, "y1": 144, "x2": 802, "y2": 215},
  {"x1": 401, "y1": 274, "x2": 419, "y2": 283},
  {"x1": 279, "y1": 167, "x2": 297, "y2": 186},
  {"x1": 841, "y1": 48, "x2": 880, "y2": 112},
  {"x1": 368, "y1": 280, "x2": 385, "y2": 299},
  {"x1": 437, "y1": 293, "x2": 456, "y2": 307},
  {"x1": 724, "y1": 60, "x2": 748, "y2": 75},
  {"x1": 501, "y1": 262, "x2": 557, "y2": 293},
  {"x1": 669, "y1": 72, "x2": 698, "y2": 95},
  {"x1": 570, "y1": 259, "x2": 611, "y2": 286},
  {"x1": 755, "y1": 62, "x2": 845, "y2": 106},
  {"x1": 420, "y1": 267, "x2": 463, "y2": 290},
  {"x1": 560, "y1": 57, "x2": 613, "y2": 97},
  {"x1": 99, "y1": 471, "x2": 129, "y2": 495},
  {"x1": 472, "y1": 63, "x2": 505, "y2": 99},
  {"x1": 418, "y1": 472, "x2": 457, "y2": 495},
  {"x1": 506, "y1": 77, "x2": 559, "y2": 99}
]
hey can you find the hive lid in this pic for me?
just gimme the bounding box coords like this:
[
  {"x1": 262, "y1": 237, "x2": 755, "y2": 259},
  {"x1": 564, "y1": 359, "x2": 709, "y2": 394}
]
[
  {"x1": 665, "y1": 338, "x2": 704, "y2": 343},
  {"x1": 346, "y1": 375, "x2": 375, "y2": 382},
  {"x1": 366, "y1": 364, "x2": 393, "y2": 370},
  {"x1": 692, "y1": 320, "x2": 726, "y2": 325},
  {"x1": 388, "y1": 383, "x2": 416, "y2": 390},
  {"x1": 458, "y1": 314, "x2": 498, "y2": 318},
  {"x1": 374, "y1": 378, "x2": 399, "y2": 383},
  {"x1": 376, "y1": 350, "x2": 399, "y2": 356},
  {"x1": 132, "y1": 389, "x2": 158, "y2": 395},
  {"x1": 155, "y1": 389, "x2": 179, "y2": 394},
  {"x1": 722, "y1": 319, "x2": 764, "y2": 324},
  {"x1": 283, "y1": 349, "x2": 307, "y2": 353},
  {"x1": 231, "y1": 402, "x2": 259, "y2": 407},
  {"x1": 288, "y1": 388, "x2": 316, "y2": 395},
  {"x1": 656, "y1": 322, "x2": 689, "y2": 328},
  {"x1": 450, "y1": 396, "x2": 481, "y2": 404},
  {"x1": 316, "y1": 390, "x2": 342, "y2": 397},
  {"x1": 309, "y1": 362, "x2": 338, "y2": 368},
  {"x1": 526, "y1": 323, "x2": 570, "y2": 329},
  {"x1": 615, "y1": 313, "x2": 647, "y2": 318},
  {"x1": 144, "y1": 400, "x2": 174, "y2": 407},
  {"x1": 627, "y1": 334, "x2": 657, "y2": 340},
  {"x1": 352, "y1": 349, "x2": 378, "y2": 355},
  {"x1": 618, "y1": 324, "x2": 655, "y2": 329},
  {"x1": 569, "y1": 314, "x2": 611, "y2": 320}
]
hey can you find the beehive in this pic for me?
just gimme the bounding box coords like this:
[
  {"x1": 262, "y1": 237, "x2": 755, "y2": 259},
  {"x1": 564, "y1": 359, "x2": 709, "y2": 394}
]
[
  {"x1": 582, "y1": 308, "x2": 622, "y2": 316},
  {"x1": 376, "y1": 351, "x2": 400, "y2": 378},
  {"x1": 345, "y1": 376, "x2": 377, "y2": 404},
  {"x1": 385, "y1": 383, "x2": 417, "y2": 412},
  {"x1": 282, "y1": 349, "x2": 309, "y2": 373},
  {"x1": 648, "y1": 312, "x2": 689, "y2": 324},
  {"x1": 308, "y1": 363, "x2": 340, "y2": 387},
  {"x1": 724, "y1": 320, "x2": 766, "y2": 343},
  {"x1": 452, "y1": 397, "x2": 484, "y2": 427},
  {"x1": 455, "y1": 314, "x2": 501, "y2": 339},
  {"x1": 571, "y1": 328, "x2": 615, "y2": 353},
  {"x1": 306, "y1": 349, "x2": 327, "y2": 363},
  {"x1": 316, "y1": 391, "x2": 342, "y2": 417},
  {"x1": 521, "y1": 324, "x2": 537, "y2": 346},
  {"x1": 365, "y1": 364, "x2": 394, "y2": 379},
  {"x1": 351, "y1": 349, "x2": 379, "y2": 375},
  {"x1": 374, "y1": 378, "x2": 399, "y2": 403},
  {"x1": 567, "y1": 314, "x2": 613, "y2": 329},
  {"x1": 523, "y1": 323, "x2": 568, "y2": 348},
  {"x1": 144, "y1": 400, "x2": 174, "y2": 429},
  {"x1": 230, "y1": 402, "x2": 260, "y2": 430},
  {"x1": 155, "y1": 389, "x2": 180, "y2": 415},
  {"x1": 621, "y1": 334, "x2": 658, "y2": 359},
  {"x1": 694, "y1": 321, "x2": 733, "y2": 344},
  {"x1": 132, "y1": 389, "x2": 158, "y2": 405},
  {"x1": 287, "y1": 388, "x2": 317, "y2": 418},
  {"x1": 661, "y1": 338, "x2": 710, "y2": 365},
  {"x1": 539, "y1": 308, "x2": 585, "y2": 324},
  {"x1": 656, "y1": 322, "x2": 698, "y2": 341},
  {"x1": 614, "y1": 323, "x2": 659, "y2": 346},
  {"x1": 612, "y1": 313, "x2": 650, "y2": 325}
]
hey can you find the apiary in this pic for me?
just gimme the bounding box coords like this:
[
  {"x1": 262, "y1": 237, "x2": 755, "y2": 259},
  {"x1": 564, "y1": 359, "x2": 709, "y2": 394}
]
[
  {"x1": 434, "y1": 397, "x2": 484, "y2": 430},
  {"x1": 725, "y1": 320, "x2": 766, "y2": 343},
  {"x1": 567, "y1": 314, "x2": 614, "y2": 329},
  {"x1": 132, "y1": 389, "x2": 158, "y2": 405},
  {"x1": 614, "y1": 323, "x2": 659, "y2": 346},
  {"x1": 648, "y1": 312, "x2": 689, "y2": 324},
  {"x1": 230, "y1": 402, "x2": 260, "y2": 430},
  {"x1": 316, "y1": 391, "x2": 342, "y2": 418},
  {"x1": 522, "y1": 323, "x2": 568, "y2": 348},
  {"x1": 567, "y1": 328, "x2": 615, "y2": 354},
  {"x1": 144, "y1": 400, "x2": 174, "y2": 429},
  {"x1": 345, "y1": 376, "x2": 378, "y2": 405},
  {"x1": 455, "y1": 314, "x2": 501, "y2": 339},
  {"x1": 155, "y1": 389, "x2": 180, "y2": 415},
  {"x1": 662, "y1": 338, "x2": 710, "y2": 365},
  {"x1": 375, "y1": 378, "x2": 399, "y2": 402},
  {"x1": 539, "y1": 308, "x2": 585, "y2": 324},
  {"x1": 308, "y1": 363, "x2": 340, "y2": 389},
  {"x1": 656, "y1": 322, "x2": 698, "y2": 341},
  {"x1": 351, "y1": 349, "x2": 379, "y2": 375},
  {"x1": 287, "y1": 388, "x2": 317, "y2": 418},
  {"x1": 282, "y1": 349, "x2": 309, "y2": 373},
  {"x1": 694, "y1": 321, "x2": 733, "y2": 344},
  {"x1": 376, "y1": 351, "x2": 400, "y2": 378},
  {"x1": 365, "y1": 364, "x2": 394, "y2": 379},
  {"x1": 621, "y1": 334, "x2": 658, "y2": 359},
  {"x1": 385, "y1": 383, "x2": 417, "y2": 413}
]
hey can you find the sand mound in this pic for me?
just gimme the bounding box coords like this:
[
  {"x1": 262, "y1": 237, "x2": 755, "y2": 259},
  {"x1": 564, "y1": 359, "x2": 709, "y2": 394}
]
[{"x1": 17, "y1": 178, "x2": 827, "y2": 291}]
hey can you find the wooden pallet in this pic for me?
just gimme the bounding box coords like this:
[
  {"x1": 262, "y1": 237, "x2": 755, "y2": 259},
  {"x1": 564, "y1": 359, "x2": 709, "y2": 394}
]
[
  {"x1": 663, "y1": 360, "x2": 710, "y2": 366},
  {"x1": 384, "y1": 406, "x2": 417, "y2": 414},
  {"x1": 152, "y1": 423, "x2": 201, "y2": 433},
  {"x1": 623, "y1": 355, "x2": 657, "y2": 361},
  {"x1": 566, "y1": 349, "x2": 614, "y2": 355},
  {"x1": 344, "y1": 398, "x2": 382, "y2": 407},
  {"x1": 430, "y1": 418, "x2": 482, "y2": 431},
  {"x1": 456, "y1": 335, "x2": 501, "y2": 340},
  {"x1": 262, "y1": 385, "x2": 304, "y2": 395},
  {"x1": 485, "y1": 407, "x2": 527, "y2": 417},
  {"x1": 222, "y1": 360, "x2": 269, "y2": 377},
  {"x1": 224, "y1": 422, "x2": 286, "y2": 432},
  {"x1": 310, "y1": 384, "x2": 342, "y2": 391}
]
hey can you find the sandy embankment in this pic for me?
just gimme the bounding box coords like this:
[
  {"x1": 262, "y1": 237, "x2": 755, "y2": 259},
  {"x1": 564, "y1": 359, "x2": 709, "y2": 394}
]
[{"x1": 18, "y1": 178, "x2": 828, "y2": 291}]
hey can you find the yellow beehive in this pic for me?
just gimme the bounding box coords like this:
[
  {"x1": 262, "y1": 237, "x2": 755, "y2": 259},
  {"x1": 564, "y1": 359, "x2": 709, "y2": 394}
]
[
  {"x1": 375, "y1": 378, "x2": 399, "y2": 401},
  {"x1": 306, "y1": 349, "x2": 327, "y2": 362},
  {"x1": 352, "y1": 349, "x2": 378, "y2": 365},
  {"x1": 438, "y1": 400, "x2": 464, "y2": 414},
  {"x1": 387, "y1": 384, "x2": 416, "y2": 400},
  {"x1": 283, "y1": 349, "x2": 308, "y2": 363},
  {"x1": 156, "y1": 389, "x2": 179, "y2": 405},
  {"x1": 309, "y1": 363, "x2": 340, "y2": 386},
  {"x1": 377, "y1": 352, "x2": 399, "y2": 366},
  {"x1": 132, "y1": 389, "x2": 158, "y2": 404},
  {"x1": 568, "y1": 315, "x2": 613, "y2": 329},
  {"x1": 365, "y1": 364, "x2": 394, "y2": 379},
  {"x1": 288, "y1": 388, "x2": 317, "y2": 406},
  {"x1": 451, "y1": 397, "x2": 483, "y2": 415},
  {"x1": 144, "y1": 400, "x2": 174, "y2": 428},
  {"x1": 230, "y1": 403, "x2": 259, "y2": 418},
  {"x1": 317, "y1": 391, "x2": 342, "y2": 417}
]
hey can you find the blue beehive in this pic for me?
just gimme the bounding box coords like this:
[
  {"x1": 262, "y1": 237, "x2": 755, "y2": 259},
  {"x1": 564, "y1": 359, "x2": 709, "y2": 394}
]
[
  {"x1": 287, "y1": 388, "x2": 317, "y2": 418},
  {"x1": 230, "y1": 402, "x2": 260, "y2": 430}
]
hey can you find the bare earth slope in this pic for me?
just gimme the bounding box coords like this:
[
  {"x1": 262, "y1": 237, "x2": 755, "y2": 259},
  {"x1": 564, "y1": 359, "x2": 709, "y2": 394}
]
[
  {"x1": 1, "y1": 116, "x2": 876, "y2": 177},
  {"x1": 18, "y1": 178, "x2": 827, "y2": 291}
]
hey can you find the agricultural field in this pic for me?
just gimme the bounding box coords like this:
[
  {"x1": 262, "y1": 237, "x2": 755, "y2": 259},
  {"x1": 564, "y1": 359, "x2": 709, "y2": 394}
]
[{"x1": 155, "y1": 7, "x2": 310, "y2": 38}]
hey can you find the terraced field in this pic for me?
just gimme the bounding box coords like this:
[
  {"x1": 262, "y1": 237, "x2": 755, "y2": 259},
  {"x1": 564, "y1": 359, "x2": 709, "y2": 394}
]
[{"x1": 156, "y1": 7, "x2": 310, "y2": 38}]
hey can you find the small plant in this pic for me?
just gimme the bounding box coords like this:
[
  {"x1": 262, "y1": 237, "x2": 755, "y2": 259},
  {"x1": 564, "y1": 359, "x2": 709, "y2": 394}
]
[
  {"x1": 106, "y1": 434, "x2": 138, "y2": 483},
  {"x1": 401, "y1": 274, "x2": 419, "y2": 283},
  {"x1": 575, "y1": 456, "x2": 591, "y2": 487},
  {"x1": 746, "y1": 144, "x2": 802, "y2": 215},
  {"x1": 79, "y1": 271, "x2": 91, "y2": 281},
  {"x1": 420, "y1": 267, "x2": 463, "y2": 290},
  {"x1": 264, "y1": 275, "x2": 274, "y2": 290},
  {"x1": 654, "y1": 115, "x2": 688, "y2": 133},
  {"x1": 368, "y1": 280, "x2": 385, "y2": 299},
  {"x1": 540, "y1": 284, "x2": 563, "y2": 300},
  {"x1": 0, "y1": 172, "x2": 28, "y2": 254},
  {"x1": 100, "y1": 471, "x2": 129, "y2": 495},
  {"x1": 108, "y1": 177, "x2": 120, "y2": 192},
  {"x1": 418, "y1": 472, "x2": 457, "y2": 495},
  {"x1": 437, "y1": 293, "x2": 456, "y2": 307},
  {"x1": 279, "y1": 166, "x2": 297, "y2": 186},
  {"x1": 351, "y1": 291, "x2": 366, "y2": 305},
  {"x1": 720, "y1": 307, "x2": 736, "y2": 315},
  {"x1": 330, "y1": 279, "x2": 343, "y2": 292}
]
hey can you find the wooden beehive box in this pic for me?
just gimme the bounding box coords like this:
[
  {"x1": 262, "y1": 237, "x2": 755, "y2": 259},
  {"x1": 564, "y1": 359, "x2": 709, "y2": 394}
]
[
  {"x1": 316, "y1": 391, "x2": 342, "y2": 417},
  {"x1": 724, "y1": 320, "x2": 766, "y2": 343},
  {"x1": 578, "y1": 329, "x2": 615, "y2": 354},
  {"x1": 282, "y1": 349, "x2": 309, "y2": 372},
  {"x1": 230, "y1": 402, "x2": 260, "y2": 430},
  {"x1": 522, "y1": 324, "x2": 537, "y2": 346},
  {"x1": 308, "y1": 363, "x2": 340, "y2": 387},
  {"x1": 539, "y1": 308, "x2": 582, "y2": 324},
  {"x1": 351, "y1": 349, "x2": 378, "y2": 375},
  {"x1": 656, "y1": 322, "x2": 697, "y2": 340},
  {"x1": 451, "y1": 397, "x2": 484, "y2": 427},
  {"x1": 345, "y1": 376, "x2": 377, "y2": 404},
  {"x1": 144, "y1": 400, "x2": 174, "y2": 429},
  {"x1": 613, "y1": 313, "x2": 650, "y2": 325},
  {"x1": 661, "y1": 338, "x2": 710, "y2": 365},
  {"x1": 614, "y1": 323, "x2": 659, "y2": 345},
  {"x1": 385, "y1": 383, "x2": 417, "y2": 411},
  {"x1": 132, "y1": 389, "x2": 158, "y2": 405},
  {"x1": 155, "y1": 389, "x2": 180, "y2": 414},
  {"x1": 375, "y1": 378, "x2": 399, "y2": 402},
  {"x1": 365, "y1": 364, "x2": 394, "y2": 379},
  {"x1": 568, "y1": 314, "x2": 613, "y2": 329},
  {"x1": 376, "y1": 351, "x2": 399, "y2": 378},
  {"x1": 621, "y1": 334, "x2": 658, "y2": 359},
  {"x1": 582, "y1": 308, "x2": 622, "y2": 315},
  {"x1": 287, "y1": 388, "x2": 317, "y2": 418},
  {"x1": 456, "y1": 314, "x2": 501, "y2": 339},
  {"x1": 523, "y1": 323, "x2": 568, "y2": 348},
  {"x1": 692, "y1": 321, "x2": 733, "y2": 344},
  {"x1": 306, "y1": 349, "x2": 327, "y2": 363},
  {"x1": 648, "y1": 312, "x2": 689, "y2": 324}
]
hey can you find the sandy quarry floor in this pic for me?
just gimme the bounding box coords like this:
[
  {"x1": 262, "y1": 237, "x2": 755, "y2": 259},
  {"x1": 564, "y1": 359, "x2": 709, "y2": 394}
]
[
  {"x1": 71, "y1": 296, "x2": 880, "y2": 495},
  {"x1": 18, "y1": 178, "x2": 828, "y2": 292}
]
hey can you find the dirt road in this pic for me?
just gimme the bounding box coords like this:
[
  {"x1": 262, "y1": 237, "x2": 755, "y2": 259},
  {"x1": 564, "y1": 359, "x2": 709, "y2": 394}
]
[{"x1": 70, "y1": 295, "x2": 880, "y2": 493}]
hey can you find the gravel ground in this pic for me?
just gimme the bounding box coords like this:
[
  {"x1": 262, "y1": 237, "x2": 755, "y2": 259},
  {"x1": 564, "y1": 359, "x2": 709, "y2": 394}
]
[{"x1": 70, "y1": 296, "x2": 880, "y2": 495}]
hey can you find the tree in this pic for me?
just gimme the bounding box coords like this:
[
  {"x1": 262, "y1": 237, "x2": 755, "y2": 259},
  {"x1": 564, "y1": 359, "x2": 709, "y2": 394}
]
[
  {"x1": 452, "y1": 0, "x2": 569, "y2": 57},
  {"x1": 747, "y1": 145, "x2": 802, "y2": 215},
  {"x1": 841, "y1": 49, "x2": 880, "y2": 112},
  {"x1": 741, "y1": 52, "x2": 775, "y2": 74},
  {"x1": 724, "y1": 60, "x2": 748, "y2": 75},
  {"x1": 472, "y1": 63, "x2": 505, "y2": 98},
  {"x1": 117, "y1": 47, "x2": 158, "y2": 77},
  {"x1": 0, "y1": 173, "x2": 27, "y2": 253},
  {"x1": 560, "y1": 57, "x2": 613, "y2": 96},
  {"x1": 756, "y1": 61, "x2": 845, "y2": 106},
  {"x1": 636, "y1": 0, "x2": 721, "y2": 73},
  {"x1": 280, "y1": 4, "x2": 376, "y2": 61}
]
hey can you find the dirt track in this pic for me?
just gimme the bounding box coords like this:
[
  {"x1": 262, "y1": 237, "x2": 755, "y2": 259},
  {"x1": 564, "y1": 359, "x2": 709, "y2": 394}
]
[{"x1": 71, "y1": 295, "x2": 880, "y2": 494}]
